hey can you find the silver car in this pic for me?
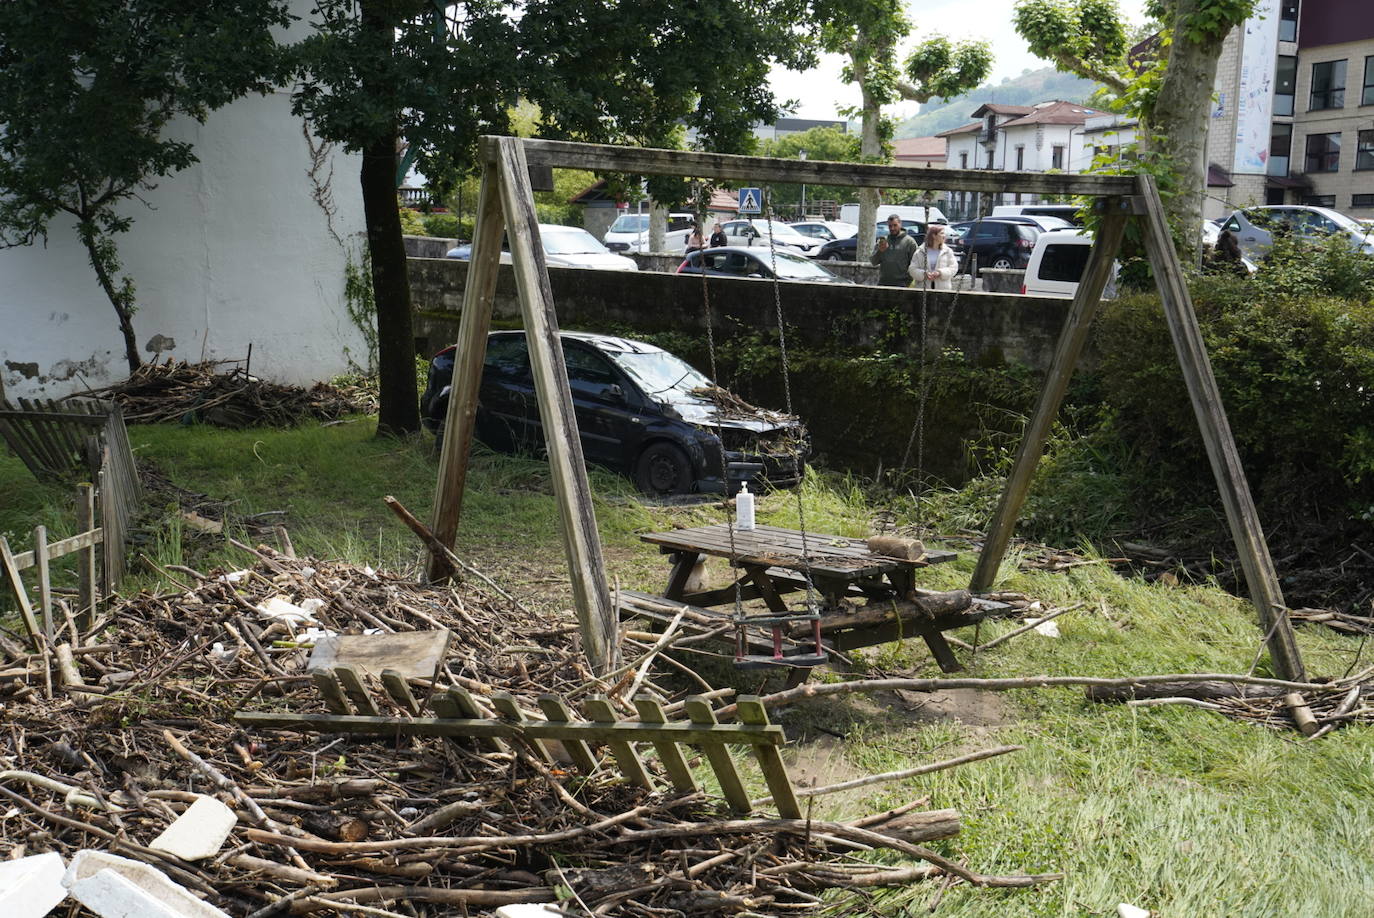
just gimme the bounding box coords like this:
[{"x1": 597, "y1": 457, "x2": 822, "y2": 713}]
[{"x1": 1219, "y1": 206, "x2": 1374, "y2": 260}]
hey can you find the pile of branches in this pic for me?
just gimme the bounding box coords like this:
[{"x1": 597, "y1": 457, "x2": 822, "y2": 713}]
[
  {"x1": 688, "y1": 385, "x2": 794, "y2": 425},
  {"x1": 0, "y1": 548, "x2": 1053, "y2": 916},
  {"x1": 84, "y1": 359, "x2": 367, "y2": 428}
]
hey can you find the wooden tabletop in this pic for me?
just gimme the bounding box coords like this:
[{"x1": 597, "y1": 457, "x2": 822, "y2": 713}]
[{"x1": 641, "y1": 523, "x2": 956, "y2": 580}]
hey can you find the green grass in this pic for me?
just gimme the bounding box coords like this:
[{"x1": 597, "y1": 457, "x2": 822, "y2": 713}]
[{"x1": 4, "y1": 419, "x2": 1373, "y2": 915}]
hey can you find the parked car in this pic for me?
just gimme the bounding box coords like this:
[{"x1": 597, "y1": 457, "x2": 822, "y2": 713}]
[
  {"x1": 990, "y1": 203, "x2": 1084, "y2": 226},
  {"x1": 602, "y1": 211, "x2": 696, "y2": 254},
  {"x1": 421, "y1": 331, "x2": 808, "y2": 495},
  {"x1": 815, "y1": 221, "x2": 927, "y2": 262},
  {"x1": 445, "y1": 224, "x2": 639, "y2": 271},
  {"x1": 1021, "y1": 231, "x2": 1119, "y2": 298},
  {"x1": 718, "y1": 219, "x2": 823, "y2": 256},
  {"x1": 948, "y1": 218, "x2": 1042, "y2": 272},
  {"x1": 790, "y1": 220, "x2": 859, "y2": 242},
  {"x1": 1219, "y1": 205, "x2": 1374, "y2": 260},
  {"x1": 676, "y1": 247, "x2": 853, "y2": 283}
]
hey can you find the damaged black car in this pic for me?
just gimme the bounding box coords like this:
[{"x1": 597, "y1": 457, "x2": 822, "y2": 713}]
[{"x1": 421, "y1": 331, "x2": 808, "y2": 496}]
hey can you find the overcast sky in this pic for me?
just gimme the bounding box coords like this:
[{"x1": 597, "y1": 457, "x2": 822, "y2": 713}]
[{"x1": 770, "y1": 0, "x2": 1148, "y2": 122}]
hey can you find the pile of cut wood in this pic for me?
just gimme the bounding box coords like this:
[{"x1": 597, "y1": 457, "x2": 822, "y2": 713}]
[
  {"x1": 85, "y1": 359, "x2": 368, "y2": 428},
  {"x1": 0, "y1": 547, "x2": 1055, "y2": 916}
]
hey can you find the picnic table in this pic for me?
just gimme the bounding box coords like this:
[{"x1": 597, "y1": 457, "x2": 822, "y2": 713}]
[{"x1": 633, "y1": 523, "x2": 986, "y2": 672}]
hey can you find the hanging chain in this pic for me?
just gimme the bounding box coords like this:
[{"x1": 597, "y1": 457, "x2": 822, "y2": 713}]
[{"x1": 763, "y1": 196, "x2": 817, "y2": 605}]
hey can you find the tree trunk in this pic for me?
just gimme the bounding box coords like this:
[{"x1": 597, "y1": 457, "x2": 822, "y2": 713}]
[
  {"x1": 856, "y1": 82, "x2": 883, "y2": 258},
  {"x1": 77, "y1": 225, "x2": 142, "y2": 374},
  {"x1": 359, "y1": 1, "x2": 419, "y2": 437},
  {"x1": 1153, "y1": 0, "x2": 1229, "y2": 261},
  {"x1": 648, "y1": 200, "x2": 667, "y2": 253}
]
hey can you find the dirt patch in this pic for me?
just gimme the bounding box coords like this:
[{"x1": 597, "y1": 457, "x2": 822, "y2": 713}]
[{"x1": 893, "y1": 688, "x2": 1016, "y2": 728}]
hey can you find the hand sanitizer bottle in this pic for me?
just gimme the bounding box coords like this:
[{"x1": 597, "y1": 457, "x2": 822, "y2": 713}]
[{"x1": 735, "y1": 482, "x2": 755, "y2": 531}]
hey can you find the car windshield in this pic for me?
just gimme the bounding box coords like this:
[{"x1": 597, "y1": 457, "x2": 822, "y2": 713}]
[
  {"x1": 608, "y1": 215, "x2": 649, "y2": 233},
  {"x1": 542, "y1": 228, "x2": 610, "y2": 254},
  {"x1": 771, "y1": 251, "x2": 838, "y2": 279},
  {"x1": 610, "y1": 349, "x2": 711, "y2": 396}
]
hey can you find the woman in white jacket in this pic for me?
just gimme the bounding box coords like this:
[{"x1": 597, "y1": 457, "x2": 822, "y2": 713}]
[{"x1": 908, "y1": 224, "x2": 959, "y2": 290}]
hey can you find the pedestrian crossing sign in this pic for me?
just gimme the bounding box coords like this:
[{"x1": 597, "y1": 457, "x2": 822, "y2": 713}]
[{"x1": 738, "y1": 187, "x2": 762, "y2": 214}]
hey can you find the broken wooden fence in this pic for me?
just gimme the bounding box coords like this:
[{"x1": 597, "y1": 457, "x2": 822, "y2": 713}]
[
  {"x1": 235, "y1": 665, "x2": 803, "y2": 818},
  {"x1": 0, "y1": 399, "x2": 142, "y2": 646}
]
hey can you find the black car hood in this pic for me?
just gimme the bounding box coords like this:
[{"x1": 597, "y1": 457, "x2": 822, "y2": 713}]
[{"x1": 656, "y1": 390, "x2": 798, "y2": 433}]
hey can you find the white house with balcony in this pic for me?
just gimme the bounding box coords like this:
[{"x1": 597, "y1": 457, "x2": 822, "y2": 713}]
[{"x1": 937, "y1": 100, "x2": 1108, "y2": 218}]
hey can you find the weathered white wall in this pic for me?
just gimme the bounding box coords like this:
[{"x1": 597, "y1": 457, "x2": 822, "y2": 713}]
[{"x1": 0, "y1": 85, "x2": 368, "y2": 399}]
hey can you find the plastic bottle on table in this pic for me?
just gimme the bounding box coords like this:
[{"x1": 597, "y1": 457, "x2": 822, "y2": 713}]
[{"x1": 735, "y1": 483, "x2": 755, "y2": 531}]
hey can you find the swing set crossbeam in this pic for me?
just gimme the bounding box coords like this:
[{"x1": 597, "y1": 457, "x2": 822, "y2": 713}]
[{"x1": 426, "y1": 134, "x2": 1306, "y2": 685}]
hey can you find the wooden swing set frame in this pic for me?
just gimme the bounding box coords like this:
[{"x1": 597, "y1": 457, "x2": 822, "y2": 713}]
[{"x1": 426, "y1": 135, "x2": 1306, "y2": 684}]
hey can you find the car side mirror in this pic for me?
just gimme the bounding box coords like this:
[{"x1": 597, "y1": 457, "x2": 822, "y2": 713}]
[{"x1": 600, "y1": 384, "x2": 625, "y2": 402}]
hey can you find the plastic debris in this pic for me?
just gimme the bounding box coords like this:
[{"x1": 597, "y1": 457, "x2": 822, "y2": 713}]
[
  {"x1": 1024, "y1": 617, "x2": 1061, "y2": 638},
  {"x1": 63, "y1": 850, "x2": 231, "y2": 918},
  {"x1": 148, "y1": 796, "x2": 238, "y2": 861},
  {"x1": 0, "y1": 851, "x2": 67, "y2": 918},
  {"x1": 254, "y1": 596, "x2": 317, "y2": 625}
]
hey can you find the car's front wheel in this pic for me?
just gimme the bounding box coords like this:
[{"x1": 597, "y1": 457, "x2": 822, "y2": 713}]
[
  {"x1": 634, "y1": 441, "x2": 694, "y2": 496},
  {"x1": 991, "y1": 256, "x2": 1014, "y2": 269}
]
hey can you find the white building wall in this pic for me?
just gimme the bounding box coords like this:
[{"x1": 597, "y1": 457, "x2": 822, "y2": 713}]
[{"x1": 1, "y1": 77, "x2": 367, "y2": 399}]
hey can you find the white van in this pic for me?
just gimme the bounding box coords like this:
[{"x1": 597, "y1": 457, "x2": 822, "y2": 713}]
[
  {"x1": 602, "y1": 211, "x2": 696, "y2": 254},
  {"x1": 991, "y1": 203, "x2": 1083, "y2": 225},
  {"x1": 1021, "y1": 230, "x2": 1115, "y2": 298},
  {"x1": 839, "y1": 203, "x2": 948, "y2": 226}
]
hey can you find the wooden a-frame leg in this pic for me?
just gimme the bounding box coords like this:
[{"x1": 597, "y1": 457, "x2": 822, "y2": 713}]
[
  {"x1": 1134, "y1": 175, "x2": 1305, "y2": 682},
  {"x1": 970, "y1": 202, "x2": 1130, "y2": 592},
  {"x1": 427, "y1": 159, "x2": 505, "y2": 583},
  {"x1": 494, "y1": 136, "x2": 618, "y2": 676}
]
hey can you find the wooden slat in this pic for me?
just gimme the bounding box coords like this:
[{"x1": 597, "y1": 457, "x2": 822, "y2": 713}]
[
  {"x1": 235, "y1": 711, "x2": 517, "y2": 739},
  {"x1": 496, "y1": 136, "x2": 617, "y2": 676},
  {"x1": 1135, "y1": 175, "x2": 1305, "y2": 681},
  {"x1": 332, "y1": 665, "x2": 380, "y2": 716},
  {"x1": 583, "y1": 696, "x2": 655, "y2": 789},
  {"x1": 537, "y1": 695, "x2": 599, "y2": 774},
  {"x1": 969, "y1": 204, "x2": 1129, "y2": 592},
  {"x1": 684, "y1": 696, "x2": 752, "y2": 814},
  {"x1": 427, "y1": 158, "x2": 505, "y2": 583},
  {"x1": 490, "y1": 689, "x2": 553, "y2": 761},
  {"x1": 33, "y1": 525, "x2": 52, "y2": 642},
  {"x1": 9, "y1": 527, "x2": 104, "y2": 571},
  {"x1": 432, "y1": 686, "x2": 507, "y2": 753},
  {"x1": 76, "y1": 483, "x2": 98, "y2": 626},
  {"x1": 379, "y1": 669, "x2": 421, "y2": 715},
  {"x1": 310, "y1": 670, "x2": 351, "y2": 715},
  {"x1": 0, "y1": 535, "x2": 42, "y2": 649},
  {"x1": 506, "y1": 137, "x2": 1138, "y2": 196},
  {"x1": 735, "y1": 696, "x2": 800, "y2": 819},
  {"x1": 633, "y1": 697, "x2": 698, "y2": 795}
]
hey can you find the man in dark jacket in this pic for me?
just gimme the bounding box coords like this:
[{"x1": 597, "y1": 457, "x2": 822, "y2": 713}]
[{"x1": 870, "y1": 214, "x2": 918, "y2": 286}]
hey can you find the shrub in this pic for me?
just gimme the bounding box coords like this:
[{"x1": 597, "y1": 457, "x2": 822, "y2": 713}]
[
  {"x1": 398, "y1": 207, "x2": 427, "y2": 236},
  {"x1": 421, "y1": 213, "x2": 465, "y2": 239}
]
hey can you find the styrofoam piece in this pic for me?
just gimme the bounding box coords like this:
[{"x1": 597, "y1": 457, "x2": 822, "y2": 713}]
[
  {"x1": 0, "y1": 851, "x2": 67, "y2": 918},
  {"x1": 254, "y1": 595, "x2": 317, "y2": 624},
  {"x1": 216, "y1": 570, "x2": 251, "y2": 583},
  {"x1": 148, "y1": 796, "x2": 237, "y2": 861},
  {"x1": 62, "y1": 850, "x2": 230, "y2": 918},
  {"x1": 494, "y1": 906, "x2": 563, "y2": 918},
  {"x1": 1117, "y1": 905, "x2": 1150, "y2": 918},
  {"x1": 1024, "y1": 617, "x2": 1061, "y2": 638}
]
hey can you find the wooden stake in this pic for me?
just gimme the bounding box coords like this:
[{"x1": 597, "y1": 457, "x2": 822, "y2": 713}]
[
  {"x1": 0, "y1": 535, "x2": 42, "y2": 649},
  {"x1": 970, "y1": 203, "x2": 1129, "y2": 591},
  {"x1": 33, "y1": 524, "x2": 52, "y2": 642},
  {"x1": 76, "y1": 482, "x2": 99, "y2": 627},
  {"x1": 492, "y1": 135, "x2": 616, "y2": 676}
]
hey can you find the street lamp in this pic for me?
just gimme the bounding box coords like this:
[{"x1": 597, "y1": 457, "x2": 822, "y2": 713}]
[{"x1": 798, "y1": 149, "x2": 807, "y2": 219}]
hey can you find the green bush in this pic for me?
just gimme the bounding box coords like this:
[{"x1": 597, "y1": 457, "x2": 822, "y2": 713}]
[
  {"x1": 1250, "y1": 233, "x2": 1374, "y2": 305},
  {"x1": 398, "y1": 207, "x2": 427, "y2": 236},
  {"x1": 421, "y1": 213, "x2": 468, "y2": 239}
]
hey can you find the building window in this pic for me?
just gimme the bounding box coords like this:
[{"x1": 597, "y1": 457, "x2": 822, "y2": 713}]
[
  {"x1": 1305, "y1": 132, "x2": 1341, "y2": 172},
  {"x1": 1274, "y1": 55, "x2": 1297, "y2": 116},
  {"x1": 1279, "y1": 0, "x2": 1298, "y2": 42},
  {"x1": 1310, "y1": 60, "x2": 1346, "y2": 111},
  {"x1": 1358, "y1": 130, "x2": 1374, "y2": 171},
  {"x1": 1015, "y1": 146, "x2": 1024, "y2": 170},
  {"x1": 986, "y1": 149, "x2": 994, "y2": 169},
  {"x1": 1352, "y1": 194, "x2": 1374, "y2": 208},
  {"x1": 960, "y1": 151, "x2": 968, "y2": 169},
  {"x1": 1269, "y1": 122, "x2": 1292, "y2": 177},
  {"x1": 1051, "y1": 145, "x2": 1064, "y2": 169},
  {"x1": 1364, "y1": 56, "x2": 1374, "y2": 106},
  {"x1": 1302, "y1": 194, "x2": 1336, "y2": 207}
]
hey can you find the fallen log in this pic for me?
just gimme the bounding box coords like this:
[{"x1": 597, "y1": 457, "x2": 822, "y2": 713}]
[{"x1": 791, "y1": 590, "x2": 974, "y2": 638}]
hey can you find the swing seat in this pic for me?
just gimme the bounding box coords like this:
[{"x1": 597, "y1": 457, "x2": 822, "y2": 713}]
[{"x1": 734, "y1": 650, "x2": 829, "y2": 670}]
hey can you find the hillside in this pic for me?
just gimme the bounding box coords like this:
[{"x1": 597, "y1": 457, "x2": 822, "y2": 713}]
[{"x1": 895, "y1": 66, "x2": 1101, "y2": 138}]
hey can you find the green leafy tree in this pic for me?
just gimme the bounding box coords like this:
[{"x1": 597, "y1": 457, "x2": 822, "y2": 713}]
[
  {"x1": 295, "y1": 0, "x2": 814, "y2": 435},
  {"x1": 814, "y1": 0, "x2": 991, "y2": 253},
  {"x1": 1015, "y1": 0, "x2": 1255, "y2": 244},
  {"x1": 758, "y1": 127, "x2": 861, "y2": 212},
  {"x1": 0, "y1": 0, "x2": 294, "y2": 373}
]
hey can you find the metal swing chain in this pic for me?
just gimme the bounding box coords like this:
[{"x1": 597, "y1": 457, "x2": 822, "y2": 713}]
[
  {"x1": 899, "y1": 249, "x2": 972, "y2": 531},
  {"x1": 762, "y1": 196, "x2": 817, "y2": 606},
  {"x1": 693, "y1": 194, "x2": 747, "y2": 626}
]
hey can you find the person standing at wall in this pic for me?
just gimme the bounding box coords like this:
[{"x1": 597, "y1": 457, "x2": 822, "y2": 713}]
[
  {"x1": 709, "y1": 221, "x2": 727, "y2": 248},
  {"x1": 908, "y1": 224, "x2": 958, "y2": 290},
  {"x1": 685, "y1": 223, "x2": 705, "y2": 254},
  {"x1": 871, "y1": 214, "x2": 918, "y2": 287}
]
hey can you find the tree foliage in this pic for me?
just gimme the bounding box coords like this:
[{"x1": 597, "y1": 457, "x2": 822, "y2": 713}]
[{"x1": 0, "y1": 0, "x2": 293, "y2": 372}]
